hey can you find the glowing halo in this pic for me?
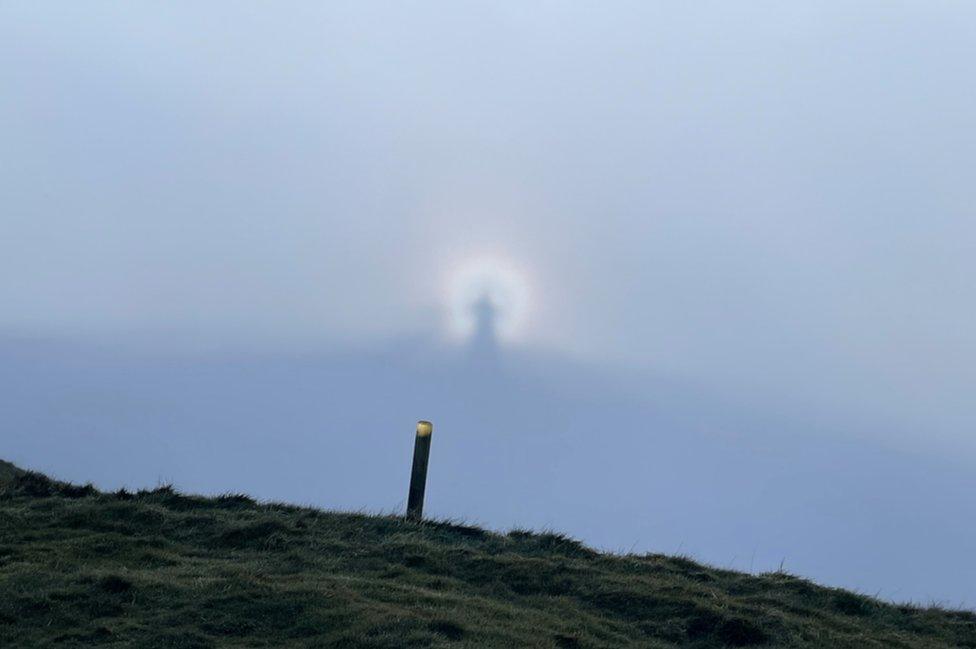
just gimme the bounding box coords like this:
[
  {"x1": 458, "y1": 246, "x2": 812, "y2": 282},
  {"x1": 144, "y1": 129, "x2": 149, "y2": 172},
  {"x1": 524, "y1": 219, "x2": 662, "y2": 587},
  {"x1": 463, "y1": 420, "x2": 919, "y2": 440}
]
[{"x1": 445, "y1": 255, "x2": 531, "y2": 343}]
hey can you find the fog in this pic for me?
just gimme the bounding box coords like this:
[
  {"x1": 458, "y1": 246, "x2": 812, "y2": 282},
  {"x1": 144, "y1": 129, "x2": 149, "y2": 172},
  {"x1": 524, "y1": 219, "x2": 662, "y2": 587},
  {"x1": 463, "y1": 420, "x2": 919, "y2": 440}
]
[{"x1": 2, "y1": 2, "x2": 975, "y2": 604}]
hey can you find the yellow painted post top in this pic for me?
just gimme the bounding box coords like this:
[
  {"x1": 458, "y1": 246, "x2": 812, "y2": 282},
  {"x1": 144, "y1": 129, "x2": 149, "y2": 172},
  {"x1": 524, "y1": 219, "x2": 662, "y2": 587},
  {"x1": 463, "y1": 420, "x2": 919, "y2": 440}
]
[{"x1": 416, "y1": 421, "x2": 433, "y2": 437}]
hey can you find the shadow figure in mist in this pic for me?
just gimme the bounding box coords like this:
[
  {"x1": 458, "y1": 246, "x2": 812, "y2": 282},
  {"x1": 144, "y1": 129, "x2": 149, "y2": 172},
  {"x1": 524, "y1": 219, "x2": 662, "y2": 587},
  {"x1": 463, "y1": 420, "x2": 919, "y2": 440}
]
[{"x1": 464, "y1": 294, "x2": 501, "y2": 372}]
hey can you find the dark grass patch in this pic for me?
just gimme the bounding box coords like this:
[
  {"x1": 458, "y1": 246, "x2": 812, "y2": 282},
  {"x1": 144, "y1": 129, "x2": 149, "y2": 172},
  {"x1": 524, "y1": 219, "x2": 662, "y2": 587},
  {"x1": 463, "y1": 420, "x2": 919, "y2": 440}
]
[
  {"x1": 114, "y1": 487, "x2": 135, "y2": 500},
  {"x1": 583, "y1": 588, "x2": 703, "y2": 622},
  {"x1": 193, "y1": 594, "x2": 305, "y2": 637},
  {"x1": 832, "y1": 590, "x2": 877, "y2": 617},
  {"x1": 212, "y1": 520, "x2": 293, "y2": 550},
  {"x1": 403, "y1": 553, "x2": 428, "y2": 568},
  {"x1": 9, "y1": 471, "x2": 96, "y2": 499},
  {"x1": 97, "y1": 574, "x2": 133, "y2": 594},
  {"x1": 760, "y1": 571, "x2": 820, "y2": 598},
  {"x1": 553, "y1": 632, "x2": 583, "y2": 647},
  {"x1": 718, "y1": 617, "x2": 769, "y2": 646},
  {"x1": 215, "y1": 493, "x2": 256, "y2": 509},
  {"x1": 83, "y1": 595, "x2": 126, "y2": 618},
  {"x1": 99, "y1": 501, "x2": 168, "y2": 526},
  {"x1": 424, "y1": 518, "x2": 488, "y2": 540},
  {"x1": 664, "y1": 555, "x2": 705, "y2": 572},
  {"x1": 429, "y1": 619, "x2": 466, "y2": 640},
  {"x1": 52, "y1": 625, "x2": 113, "y2": 643},
  {"x1": 425, "y1": 577, "x2": 448, "y2": 590},
  {"x1": 144, "y1": 629, "x2": 216, "y2": 649},
  {"x1": 497, "y1": 560, "x2": 578, "y2": 597},
  {"x1": 529, "y1": 532, "x2": 597, "y2": 559},
  {"x1": 688, "y1": 612, "x2": 769, "y2": 647},
  {"x1": 8, "y1": 595, "x2": 53, "y2": 619},
  {"x1": 351, "y1": 617, "x2": 439, "y2": 648},
  {"x1": 507, "y1": 529, "x2": 596, "y2": 558},
  {"x1": 686, "y1": 570, "x2": 717, "y2": 583},
  {"x1": 61, "y1": 483, "x2": 98, "y2": 498}
]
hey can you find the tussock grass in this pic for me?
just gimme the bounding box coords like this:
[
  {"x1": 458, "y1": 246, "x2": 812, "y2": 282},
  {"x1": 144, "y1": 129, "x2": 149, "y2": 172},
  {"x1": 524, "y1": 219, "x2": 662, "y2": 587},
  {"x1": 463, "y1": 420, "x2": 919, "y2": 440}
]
[{"x1": 1, "y1": 464, "x2": 974, "y2": 648}]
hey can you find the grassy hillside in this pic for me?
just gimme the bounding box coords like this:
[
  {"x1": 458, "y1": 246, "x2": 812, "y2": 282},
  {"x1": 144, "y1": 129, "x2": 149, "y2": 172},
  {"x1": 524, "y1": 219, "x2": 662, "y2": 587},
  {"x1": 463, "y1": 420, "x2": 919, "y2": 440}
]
[
  {"x1": 1, "y1": 464, "x2": 973, "y2": 648},
  {"x1": 0, "y1": 459, "x2": 23, "y2": 483}
]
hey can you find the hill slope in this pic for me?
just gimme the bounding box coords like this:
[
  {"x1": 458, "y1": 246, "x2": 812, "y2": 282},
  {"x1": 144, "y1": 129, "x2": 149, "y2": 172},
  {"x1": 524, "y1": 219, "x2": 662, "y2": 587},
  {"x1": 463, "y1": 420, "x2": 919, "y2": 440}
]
[{"x1": 1, "y1": 464, "x2": 973, "y2": 648}]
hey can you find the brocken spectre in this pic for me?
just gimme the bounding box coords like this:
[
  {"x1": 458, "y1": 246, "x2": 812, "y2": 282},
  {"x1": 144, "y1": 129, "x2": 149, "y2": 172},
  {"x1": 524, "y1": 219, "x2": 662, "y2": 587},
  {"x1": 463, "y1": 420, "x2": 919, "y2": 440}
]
[{"x1": 445, "y1": 255, "x2": 532, "y2": 343}]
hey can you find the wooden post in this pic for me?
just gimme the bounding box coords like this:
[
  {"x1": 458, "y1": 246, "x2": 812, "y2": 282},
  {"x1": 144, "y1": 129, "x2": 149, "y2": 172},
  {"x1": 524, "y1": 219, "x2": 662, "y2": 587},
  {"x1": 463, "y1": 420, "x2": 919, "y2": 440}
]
[{"x1": 406, "y1": 420, "x2": 433, "y2": 520}]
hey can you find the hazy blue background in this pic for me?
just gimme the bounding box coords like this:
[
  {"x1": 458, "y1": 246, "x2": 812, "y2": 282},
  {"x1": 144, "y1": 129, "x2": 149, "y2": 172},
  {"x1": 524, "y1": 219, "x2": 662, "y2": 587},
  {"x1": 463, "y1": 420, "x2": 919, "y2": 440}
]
[{"x1": 2, "y1": 3, "x2": 975, "y2": 605}]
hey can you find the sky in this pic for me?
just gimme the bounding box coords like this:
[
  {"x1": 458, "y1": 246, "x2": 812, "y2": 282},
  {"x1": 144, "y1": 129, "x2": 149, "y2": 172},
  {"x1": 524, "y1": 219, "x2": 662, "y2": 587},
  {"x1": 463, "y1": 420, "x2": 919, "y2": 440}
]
[{"x1": 2, "y1": 2, "x2": 976, "y2": 604}]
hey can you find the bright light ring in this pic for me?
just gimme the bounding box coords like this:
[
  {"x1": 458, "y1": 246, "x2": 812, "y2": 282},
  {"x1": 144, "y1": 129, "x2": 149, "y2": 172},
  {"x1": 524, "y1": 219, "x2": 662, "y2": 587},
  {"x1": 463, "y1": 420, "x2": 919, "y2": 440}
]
[{"x1": 446, "y1": 256, "x2": 531, "y2": 343}]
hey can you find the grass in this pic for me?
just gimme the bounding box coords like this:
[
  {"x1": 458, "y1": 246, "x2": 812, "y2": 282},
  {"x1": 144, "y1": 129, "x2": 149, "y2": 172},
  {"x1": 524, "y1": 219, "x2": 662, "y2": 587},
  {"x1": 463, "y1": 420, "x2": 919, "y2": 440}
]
[{"x1": 1, "y1": 463, "x2": 974, "y2": 647}]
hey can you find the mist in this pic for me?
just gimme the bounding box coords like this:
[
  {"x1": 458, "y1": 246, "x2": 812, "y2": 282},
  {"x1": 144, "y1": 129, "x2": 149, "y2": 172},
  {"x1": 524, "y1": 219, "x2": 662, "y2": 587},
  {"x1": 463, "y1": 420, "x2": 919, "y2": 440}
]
[{"x1": 2, "y1": 2, "x2": 975, "y2": 605}]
